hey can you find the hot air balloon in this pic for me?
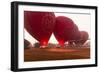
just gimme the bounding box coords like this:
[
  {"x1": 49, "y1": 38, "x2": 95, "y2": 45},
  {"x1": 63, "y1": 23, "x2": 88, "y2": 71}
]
[
  {"x1": 74, "y1": 31, "x2": 89, "y2": 45},
  {"x1": 54, "y1": 16, "x2": 79, "y2": 46},
  {"x1": 24, "y1": 11, "x2": 55, "y2": 47},
  {"x1": 68, "y1": 24, "x2": 81, "y2": 45}
]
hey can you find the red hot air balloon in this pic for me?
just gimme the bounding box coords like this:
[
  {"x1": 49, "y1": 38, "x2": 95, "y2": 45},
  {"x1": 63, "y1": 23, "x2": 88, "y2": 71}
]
[
  {"x1": 24, "y1": 11, "x2": 55, "y2": 47},
  {"x1": 69, "y1": 24, "x2": 80, "y2": 41},
  {"x1": 54, "y1": 16, "x2": 78, "y2": 46},
  {"x1": 74, "y1": 31, "x2": 89, "y2": 45},
  {"x1": 68, "y1": 24, "x2": 81, "y2": 45}
]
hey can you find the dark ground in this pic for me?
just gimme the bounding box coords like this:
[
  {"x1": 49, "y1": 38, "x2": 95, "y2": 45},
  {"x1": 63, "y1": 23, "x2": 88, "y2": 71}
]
[{"x1": 24, "y1": 47, "x2": 90, "y2": 62}]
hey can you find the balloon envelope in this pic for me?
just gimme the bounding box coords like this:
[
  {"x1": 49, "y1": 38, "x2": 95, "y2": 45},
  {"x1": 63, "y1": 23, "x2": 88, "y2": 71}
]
[
  {"x1": 74, "y1": 31, "x2": 89, "y2": 45},
  {"x1": 24, "y1": 11, "x2": 55, "y2": 46},
  {"x1": 54, "y1": 16, "x2": 79, "y2": 46}
]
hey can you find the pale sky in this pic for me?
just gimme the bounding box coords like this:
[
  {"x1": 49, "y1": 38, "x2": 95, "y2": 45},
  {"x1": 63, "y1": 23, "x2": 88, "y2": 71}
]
[{"x1": 24, "y1": 12, "x2": 91, "y2": 44}]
